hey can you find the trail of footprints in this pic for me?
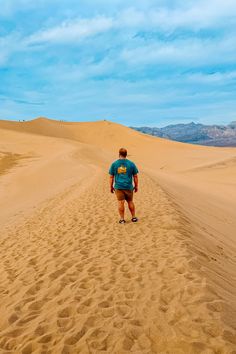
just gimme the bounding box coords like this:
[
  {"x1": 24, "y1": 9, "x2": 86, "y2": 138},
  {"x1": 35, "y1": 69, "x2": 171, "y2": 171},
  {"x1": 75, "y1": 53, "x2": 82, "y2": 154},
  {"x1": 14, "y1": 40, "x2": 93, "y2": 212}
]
[{"x1": 0, "y1": 173, "x2": 234, "y2": 353}]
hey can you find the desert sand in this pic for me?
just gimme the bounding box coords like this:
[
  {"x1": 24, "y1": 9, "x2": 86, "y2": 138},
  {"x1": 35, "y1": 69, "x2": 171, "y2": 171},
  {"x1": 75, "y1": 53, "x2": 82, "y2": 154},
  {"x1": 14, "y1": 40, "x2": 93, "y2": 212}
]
[{"x1": 0, "y1": 117, "x2": 235, "y2": 353}]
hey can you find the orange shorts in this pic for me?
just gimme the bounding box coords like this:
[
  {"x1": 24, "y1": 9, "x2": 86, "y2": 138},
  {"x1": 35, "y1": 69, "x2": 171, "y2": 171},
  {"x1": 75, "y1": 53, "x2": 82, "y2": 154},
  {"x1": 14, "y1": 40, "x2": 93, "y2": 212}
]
[{"x1": 115, "y1": 189, "x2": 133, "y2": 202}]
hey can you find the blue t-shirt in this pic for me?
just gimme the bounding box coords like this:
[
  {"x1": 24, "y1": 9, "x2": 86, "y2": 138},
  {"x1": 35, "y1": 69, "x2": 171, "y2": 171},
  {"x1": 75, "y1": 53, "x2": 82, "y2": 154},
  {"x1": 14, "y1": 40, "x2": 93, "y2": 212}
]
[{"x1": 109, "y1": 159, "x2": 139, "y2": 190}]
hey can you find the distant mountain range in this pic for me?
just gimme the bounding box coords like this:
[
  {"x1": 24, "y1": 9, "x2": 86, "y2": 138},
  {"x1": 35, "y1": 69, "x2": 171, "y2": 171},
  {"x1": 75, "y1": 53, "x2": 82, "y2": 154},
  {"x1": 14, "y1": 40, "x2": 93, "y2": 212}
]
[{"x1": 131, "y1": 121, "x2": 236, "y2": 147}]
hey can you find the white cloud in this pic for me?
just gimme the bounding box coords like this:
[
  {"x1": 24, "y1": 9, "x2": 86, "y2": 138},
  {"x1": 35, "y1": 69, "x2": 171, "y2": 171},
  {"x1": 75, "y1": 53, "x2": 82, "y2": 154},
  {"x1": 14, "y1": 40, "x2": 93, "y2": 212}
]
[
  {"x1": 1, "y1": 0, "x2": 236, "y2": 125},
  {"x1": 0, "y1": 33, "x2": 22, "y2": 66},
  {"x1": 19, "y1": 1, "x2": 236, "y2": 49},
  {"x1": 0, "y1": 36, "x2": 10, "y2": 65},
  {"x1": 151, "y1": 0, "x2": 236, "y2": 31},
  {"x1": 0, "y1": 0, "x2": 42, "y2": 16},
  {"x1": 117, "y1": 0, "x2": 236, "y2": 31},
  {"x1": 27, "y1": 16, "x2": 113, "y2": 44},
  {"x1": 186, "y1": 71, "x2": 236, "y2": 84},
  {"x1": 40, "y1": 58, "x2": 115, "y2": 83},
  {"x1": 120, "y1": 33, "x2": 236, "y2": 67}
]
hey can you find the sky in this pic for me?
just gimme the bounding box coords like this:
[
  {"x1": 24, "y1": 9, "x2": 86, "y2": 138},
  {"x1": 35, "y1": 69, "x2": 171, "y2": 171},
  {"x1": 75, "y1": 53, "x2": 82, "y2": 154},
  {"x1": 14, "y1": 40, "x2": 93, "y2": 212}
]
[{"x1": 0, "y1": 0, "x2": 236, "y2": 127}]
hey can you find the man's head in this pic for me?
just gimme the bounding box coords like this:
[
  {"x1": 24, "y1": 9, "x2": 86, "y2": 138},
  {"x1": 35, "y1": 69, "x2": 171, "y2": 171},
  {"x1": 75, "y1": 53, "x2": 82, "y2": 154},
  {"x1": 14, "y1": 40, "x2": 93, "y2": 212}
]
[{"x1": 119, "y1": 148, "x2": 127, "y2": 158}]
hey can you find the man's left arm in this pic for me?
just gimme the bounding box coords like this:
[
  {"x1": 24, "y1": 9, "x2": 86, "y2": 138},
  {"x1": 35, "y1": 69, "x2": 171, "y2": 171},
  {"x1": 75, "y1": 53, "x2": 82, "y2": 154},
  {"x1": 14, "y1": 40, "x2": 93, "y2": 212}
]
[
  {"x1": 109, "y1": 163, "x2": 115, "y2": 193},
  {"x1": 110, "y1": 175, "x2": 115, "y2": 193}
]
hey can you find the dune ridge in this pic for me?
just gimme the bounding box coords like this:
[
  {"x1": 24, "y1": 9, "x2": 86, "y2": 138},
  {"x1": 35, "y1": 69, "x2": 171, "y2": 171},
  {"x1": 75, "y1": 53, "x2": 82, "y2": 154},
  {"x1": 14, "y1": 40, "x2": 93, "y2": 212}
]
[
  {"x1": 1, "y1": 117, "x2": 235, "y2": 172},
  {"x1": 0, "y1": 117, "x2": 236, "y2": 353}
]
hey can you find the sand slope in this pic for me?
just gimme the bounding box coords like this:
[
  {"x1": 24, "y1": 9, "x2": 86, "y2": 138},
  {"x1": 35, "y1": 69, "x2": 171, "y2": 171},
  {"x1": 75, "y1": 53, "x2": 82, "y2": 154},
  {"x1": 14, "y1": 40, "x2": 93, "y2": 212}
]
[
  {"x1": 1, "y1": 117, "x2": 235, "y2": 172},
  {"x1": 0, "y1": 117, "x2": 236, "y2": 353}
]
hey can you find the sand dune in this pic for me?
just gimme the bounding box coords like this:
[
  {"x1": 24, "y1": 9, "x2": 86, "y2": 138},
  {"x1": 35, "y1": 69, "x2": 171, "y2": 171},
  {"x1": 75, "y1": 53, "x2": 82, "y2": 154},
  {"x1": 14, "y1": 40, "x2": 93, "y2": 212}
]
[
  {"x1": 0, "y1": 117, "x2": 235, "y2": 353},
  {"x1": 1, "y1": 117, "x2": 235, "y2": 172}
]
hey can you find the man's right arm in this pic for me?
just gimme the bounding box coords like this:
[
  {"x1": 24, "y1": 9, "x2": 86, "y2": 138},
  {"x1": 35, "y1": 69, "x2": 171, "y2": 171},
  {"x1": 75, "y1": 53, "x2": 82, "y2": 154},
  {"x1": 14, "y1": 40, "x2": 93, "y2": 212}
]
[
  {"x1": 132, "y1": 163, "x2": 139, "y2": 193},
  {"x1": 133, "y1": 174, "x2": 138, "y2": 192}
]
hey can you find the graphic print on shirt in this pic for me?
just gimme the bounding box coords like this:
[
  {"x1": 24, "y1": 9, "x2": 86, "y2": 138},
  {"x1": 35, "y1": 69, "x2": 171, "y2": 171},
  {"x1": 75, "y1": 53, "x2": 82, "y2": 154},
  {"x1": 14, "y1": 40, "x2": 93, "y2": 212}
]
[{"x1": 117, "y1": 165, "x2": 127, "y2": 174}]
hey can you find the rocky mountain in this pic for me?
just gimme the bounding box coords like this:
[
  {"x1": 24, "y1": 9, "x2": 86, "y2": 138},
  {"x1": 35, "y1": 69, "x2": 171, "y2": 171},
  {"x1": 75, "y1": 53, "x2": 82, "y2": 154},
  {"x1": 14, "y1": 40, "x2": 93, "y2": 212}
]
[{"x1": 131, "y1": 121, "x2": 236, "y2": 147}]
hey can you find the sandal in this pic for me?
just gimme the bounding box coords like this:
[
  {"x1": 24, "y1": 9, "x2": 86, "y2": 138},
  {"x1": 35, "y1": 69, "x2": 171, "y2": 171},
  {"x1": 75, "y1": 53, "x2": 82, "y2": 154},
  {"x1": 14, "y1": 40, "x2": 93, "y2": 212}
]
[
  {"x1": 131, "y1": 217, "x2": 138, "y2": 222},
  {"x1": 119, "y1": 219, "x2": 126, "y2": 224}
]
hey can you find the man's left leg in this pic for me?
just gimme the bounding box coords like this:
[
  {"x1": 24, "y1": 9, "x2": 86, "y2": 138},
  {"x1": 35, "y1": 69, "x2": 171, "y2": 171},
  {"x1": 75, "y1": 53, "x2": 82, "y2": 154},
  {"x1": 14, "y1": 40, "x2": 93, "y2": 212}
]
[{"x1": 118, "y1": 200, "x2": 125, "y2": 220}]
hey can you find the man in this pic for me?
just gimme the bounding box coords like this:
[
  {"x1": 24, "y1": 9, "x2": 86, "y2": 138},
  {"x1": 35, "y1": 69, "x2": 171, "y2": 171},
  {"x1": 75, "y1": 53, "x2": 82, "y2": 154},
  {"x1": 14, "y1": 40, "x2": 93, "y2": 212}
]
[{"x1": 109, "y1": 148, "x2": 139, "y2": 224}]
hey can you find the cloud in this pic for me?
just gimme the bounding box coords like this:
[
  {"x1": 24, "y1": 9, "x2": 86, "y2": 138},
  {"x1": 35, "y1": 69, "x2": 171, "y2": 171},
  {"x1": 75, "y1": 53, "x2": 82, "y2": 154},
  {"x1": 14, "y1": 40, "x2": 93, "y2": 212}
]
[
  {"x1": 0, "y1": 0, "x2": 57, "y2": 17},
  {"x1": 27, "y1": 16, "x2": 113, "y2": 44},
  {"x1": 23, "y1": 1, "x2": 236, "y2": 46},
  {"x1": 185, "y1": 71, "x2": 236, "y2": 84},
  {"x1": 120, "y1": 31, "x2": 236, "y2": 68},
  {"x1": 0, "y1": 97, "x2": 44, "y2": 105},
  {"x1": 0, "y1": 32, "x2": 22, "y2": 66},
  {"x1": 117, "y1": 1, "x2": 236, "y2": 32},
  {"x1": 1, "y1": 0, "x2": 236, "y2": 125},
  {"x1": 146, "y1": 0, "x2": 236, "y2": 31}
]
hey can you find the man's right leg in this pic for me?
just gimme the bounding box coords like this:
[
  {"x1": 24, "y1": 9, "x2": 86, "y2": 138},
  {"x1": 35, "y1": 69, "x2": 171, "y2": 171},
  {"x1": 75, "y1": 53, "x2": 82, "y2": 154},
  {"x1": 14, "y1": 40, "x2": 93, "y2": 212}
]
[{"x1": 127, "y1": 200, "x2": 136, "y2": 218}]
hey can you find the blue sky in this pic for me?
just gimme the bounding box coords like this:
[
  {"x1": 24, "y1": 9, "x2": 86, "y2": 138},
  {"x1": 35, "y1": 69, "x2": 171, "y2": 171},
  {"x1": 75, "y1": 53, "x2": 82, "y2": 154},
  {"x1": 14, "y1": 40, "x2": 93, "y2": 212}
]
[{"x1": 1, "y1": 0, "x2": 236, "y2": 126}]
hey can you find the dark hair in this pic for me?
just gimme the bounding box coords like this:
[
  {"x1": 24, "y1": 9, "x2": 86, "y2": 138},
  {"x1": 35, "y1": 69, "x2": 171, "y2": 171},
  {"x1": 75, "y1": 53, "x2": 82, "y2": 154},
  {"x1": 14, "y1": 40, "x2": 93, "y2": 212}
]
[{"x1": 119, "y1": 148, "x2": 127, "y2": 157}]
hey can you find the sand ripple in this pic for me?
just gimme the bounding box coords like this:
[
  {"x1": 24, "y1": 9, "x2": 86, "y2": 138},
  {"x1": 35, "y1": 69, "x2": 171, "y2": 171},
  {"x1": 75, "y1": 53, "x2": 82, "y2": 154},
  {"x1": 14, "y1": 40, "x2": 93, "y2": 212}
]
[{"x1": 0, "y1": 173, "x2": 235, "y2": 353}]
